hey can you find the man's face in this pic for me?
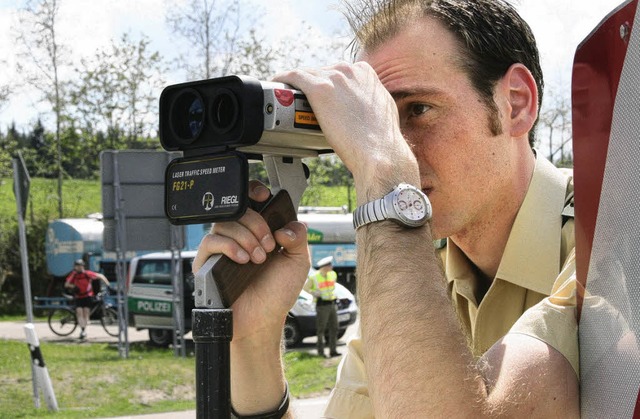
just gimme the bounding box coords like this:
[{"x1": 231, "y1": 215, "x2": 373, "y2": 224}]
[
  {"x1": 363, "y1": 17, "x2": 515, "y2": 240},
  {"x1": 74, "y1": 264, "x2": 84, "y2": 272}
]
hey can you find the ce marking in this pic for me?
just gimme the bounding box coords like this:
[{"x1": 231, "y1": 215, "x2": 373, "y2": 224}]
[{"x1": 171, "y1": 204, "x2": 178, "y2": 211}]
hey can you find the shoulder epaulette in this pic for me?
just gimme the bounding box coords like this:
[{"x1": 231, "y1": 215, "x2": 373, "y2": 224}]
[
  {"x1": 433, "y1": 238, "x2": 447, "y2": 250},
  {"x1": 562, "y1": 190, "x2": 575, "y2": 222}
]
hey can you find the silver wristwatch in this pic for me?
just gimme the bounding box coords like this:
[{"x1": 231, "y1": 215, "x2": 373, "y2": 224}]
[{"x1": 352, "y1": 183, "x2": 432, "y2": 230}]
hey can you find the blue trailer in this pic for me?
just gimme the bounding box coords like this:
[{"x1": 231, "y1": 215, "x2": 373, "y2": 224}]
[
  {"x1": 45, "y1": 217, "x2": 105, "y2": 277},
  {"x1": 45, "y1": 216, "x2": 210, "y2": 282},
  {"x1": 298, "y1": 212, "x2": 357, "y2": 294}
]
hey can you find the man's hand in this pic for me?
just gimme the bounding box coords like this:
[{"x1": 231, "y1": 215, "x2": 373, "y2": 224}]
[
  {"x1": 66, "y1": 285, "x2": 79, "y2": 295},
  {"x1": 273, "y1": 62, "x2": 420, "y2": 202}
]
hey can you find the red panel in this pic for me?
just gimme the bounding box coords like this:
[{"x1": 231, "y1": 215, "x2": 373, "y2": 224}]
[{"x1": 572, "y1": 0, "x2": 637, "y2": 315}]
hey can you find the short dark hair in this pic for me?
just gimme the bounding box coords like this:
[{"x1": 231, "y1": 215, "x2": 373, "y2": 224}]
[{"x1": 343, "y1": 0, "x2": 544, "y2": 147}]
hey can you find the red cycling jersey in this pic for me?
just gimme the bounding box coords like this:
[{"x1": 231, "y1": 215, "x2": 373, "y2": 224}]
[{"x1": 65, "y1": 270, "x2": 98, "y2": 298}]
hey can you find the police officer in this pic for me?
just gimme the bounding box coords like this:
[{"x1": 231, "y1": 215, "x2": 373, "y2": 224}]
[{"x1": 305, "y1": 256, "x2": 340, "y2": 358}]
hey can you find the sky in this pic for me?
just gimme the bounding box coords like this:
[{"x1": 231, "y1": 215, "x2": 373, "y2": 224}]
[{"x1": 0, "y1": 0, "x2": 629, "y2": 131}]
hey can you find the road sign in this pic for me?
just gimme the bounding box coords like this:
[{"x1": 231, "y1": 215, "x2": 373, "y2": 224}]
[
  {"x1": 101, "y1": 150, "x2": 184, "y2": 252},
  {"x1": 12, "y1": 152, "x2": 30, "y2": 219}
]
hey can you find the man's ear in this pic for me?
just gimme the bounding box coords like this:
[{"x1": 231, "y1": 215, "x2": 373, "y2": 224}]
[{"x1": 500, "y1": 63, "x2": 538, "y2": 138}]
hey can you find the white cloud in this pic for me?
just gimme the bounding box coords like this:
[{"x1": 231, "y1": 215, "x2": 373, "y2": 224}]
[
  {"x1": 0, "y1": 7, "x2": 18, "y2": 81},
  {"x1": 518, "y1": 0, "x2": 625, "y2": 90}
]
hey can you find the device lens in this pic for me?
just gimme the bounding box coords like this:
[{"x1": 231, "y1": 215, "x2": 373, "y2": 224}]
[
  {"x1": 188, "y1": 99, "x2": 204, "y2": 136},
  {"x1": 170, "y1": 89, "x2": 204, "y2": 144},
  {"x1": 210, "y1": 89, "x2": 238, "y2": 134}
]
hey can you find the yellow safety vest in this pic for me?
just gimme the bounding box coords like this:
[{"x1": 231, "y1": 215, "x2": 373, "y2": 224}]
[{"x1": 309, "y1": 271, "x2": 337, "y2": 301}]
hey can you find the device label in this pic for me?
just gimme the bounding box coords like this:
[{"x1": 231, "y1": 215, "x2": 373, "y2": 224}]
[
  {"x1": 294, "y1": 94, "x2": 321, "y2": 130},
  {"x1": 165, "y1": 152, "x2": 248, "y2": 224}
]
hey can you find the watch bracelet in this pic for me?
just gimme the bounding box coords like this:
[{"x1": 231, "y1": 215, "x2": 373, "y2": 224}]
[
  {"x1": 353, "y1": 197, "x2": 388, "y2": 229},
  {"x1": 230, "y1": 382, "x2": 290, "y2": 419}
]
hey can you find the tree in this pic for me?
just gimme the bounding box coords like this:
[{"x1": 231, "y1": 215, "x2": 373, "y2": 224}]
[
  {"x1": 0, "y1": 59, "x2": 11, "y2": 113},
  {"x1": 0, "y1": 88, "x2": 9, "y2": 115},
  {"x1": 114, "y1": 33, "x2": 167, "y2": 145},
  {"x1": 304, "y1": 155, "x2": 354, "y2": 210},
  {"x1": 18, "y1": 120, "x2": 58, "y2": 178},
  {"x1": 232, "y1": 29, "x2": 283, "y2": 79},
  {"x1": 69, "y1": 33, "x2": 167, "y2": 149},
  {"x1": 538, "y1": 86, "x2": 573, "y2": 167},
  {"x1": 69, "y1": 52, "x2": 126, "y2": 150},
  {"x1": 15, "y1": 0, "x2": 69, "y2": 217},
  {"x1": 166, "y1": 0, "x2": 244, "y2": 79},
  {"x1": 0, "y1": 123, "x2": 23, "y2": 177},
  {"x1": 0, "y1": 86, "x2": 9, "y2": 111}
]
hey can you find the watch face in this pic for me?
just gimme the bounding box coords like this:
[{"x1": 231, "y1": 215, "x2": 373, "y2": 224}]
[{"x1": 395, "y1": 187, "x2": 429, "y2": 224}]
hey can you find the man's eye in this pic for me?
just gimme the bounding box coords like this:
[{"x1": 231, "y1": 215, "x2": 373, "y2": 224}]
[{"x1": 409, "y1": 103, "x2": 430, "y2": 117}]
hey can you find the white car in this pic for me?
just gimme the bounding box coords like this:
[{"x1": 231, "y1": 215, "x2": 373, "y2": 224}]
[{"x1": 284, "y1": 270, "x2": 358, "y2": 347}]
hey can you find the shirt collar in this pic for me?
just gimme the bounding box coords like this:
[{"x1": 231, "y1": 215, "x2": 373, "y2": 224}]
[
  {"x1": 446, "y1": 152, "x2": 570, "y2": 295},
  {"x1": 497, "y1": 153, "x2": 570, "y2": 293}
]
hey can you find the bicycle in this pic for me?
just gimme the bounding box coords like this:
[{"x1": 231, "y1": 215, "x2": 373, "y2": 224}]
[{"x1": 36, "y1": 288, "x2": 119, "y2": 337}]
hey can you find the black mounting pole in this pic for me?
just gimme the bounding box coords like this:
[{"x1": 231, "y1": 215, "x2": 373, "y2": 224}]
[{"x1": 193, "y1": 308, "x2": 233, "y2": 419}]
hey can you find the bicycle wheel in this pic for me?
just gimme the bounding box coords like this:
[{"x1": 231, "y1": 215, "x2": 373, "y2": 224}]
[
  {"x1": 48, "y1": 308, "x2": 77, "y2": 336},
  {"x1": 100, "y1": 306, "x2": 119, "y2": 337}
]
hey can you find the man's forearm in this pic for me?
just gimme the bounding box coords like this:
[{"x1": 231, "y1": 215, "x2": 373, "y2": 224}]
[
  {"x1": 230, "y1": 335, "x2": 291, "y2": 417},
  {"x1": 357, "y1": 223, "x2": 486, "y2": 416}
]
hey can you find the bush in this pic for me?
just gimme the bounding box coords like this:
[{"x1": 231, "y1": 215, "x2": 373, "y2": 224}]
[
  {"x1": 0, "y1": 177, "x2": 102, "y2": 316},
  {"x1": 0, "y1": 213, "x2": 51, "y2": 315}
]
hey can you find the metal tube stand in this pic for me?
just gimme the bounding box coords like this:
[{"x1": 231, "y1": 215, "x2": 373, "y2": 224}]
[{"x1": 193, "y1": 308, "x2": 233, "y2": 418}]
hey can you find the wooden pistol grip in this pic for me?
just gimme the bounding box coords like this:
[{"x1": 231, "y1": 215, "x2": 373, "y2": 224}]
[{"x1": 211, "y1": 190, "x2": 298, "y2": 307}]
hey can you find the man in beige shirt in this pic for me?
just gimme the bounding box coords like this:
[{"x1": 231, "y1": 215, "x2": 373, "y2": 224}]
[
  {"x1": 193, "y1": 0, "x2": 579, "y2": 417},
  {"x1": 324, "y1": 153, "x2": 578, "y2": 417}
]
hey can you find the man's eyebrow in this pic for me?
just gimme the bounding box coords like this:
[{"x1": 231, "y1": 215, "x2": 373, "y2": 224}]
[{"x1": 389, "y1": 88, "x2": 445, "y2": 102}]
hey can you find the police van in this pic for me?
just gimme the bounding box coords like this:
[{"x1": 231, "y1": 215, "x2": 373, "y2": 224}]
[{"x1": 127, "y1": 251, "x2": 197, "y2": 346}]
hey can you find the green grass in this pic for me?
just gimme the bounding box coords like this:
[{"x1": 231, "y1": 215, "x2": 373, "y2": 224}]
[
  {"x1": 0, "y1": 177, "x2": 352, "y2": 223},
  {"x1": 301, "y1": 184, "x2": 356, "y2": 211},
  {"x1": 0, "y1": 340, "x2": 338, "y2": 418},
  {"x1": 285, "y1": 351, "x2": 340, "y2": 396},
  {"x1": 0, "y1": 178, "x2": 102, "y2": 222},
  {"x1": 0, "y1": 314, "x2": 46, "y2": 322}
]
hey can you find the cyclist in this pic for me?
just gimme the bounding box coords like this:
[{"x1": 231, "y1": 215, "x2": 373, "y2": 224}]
[{"x1": 64, "y1": 259, "x2": 110, "y2": 340}]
